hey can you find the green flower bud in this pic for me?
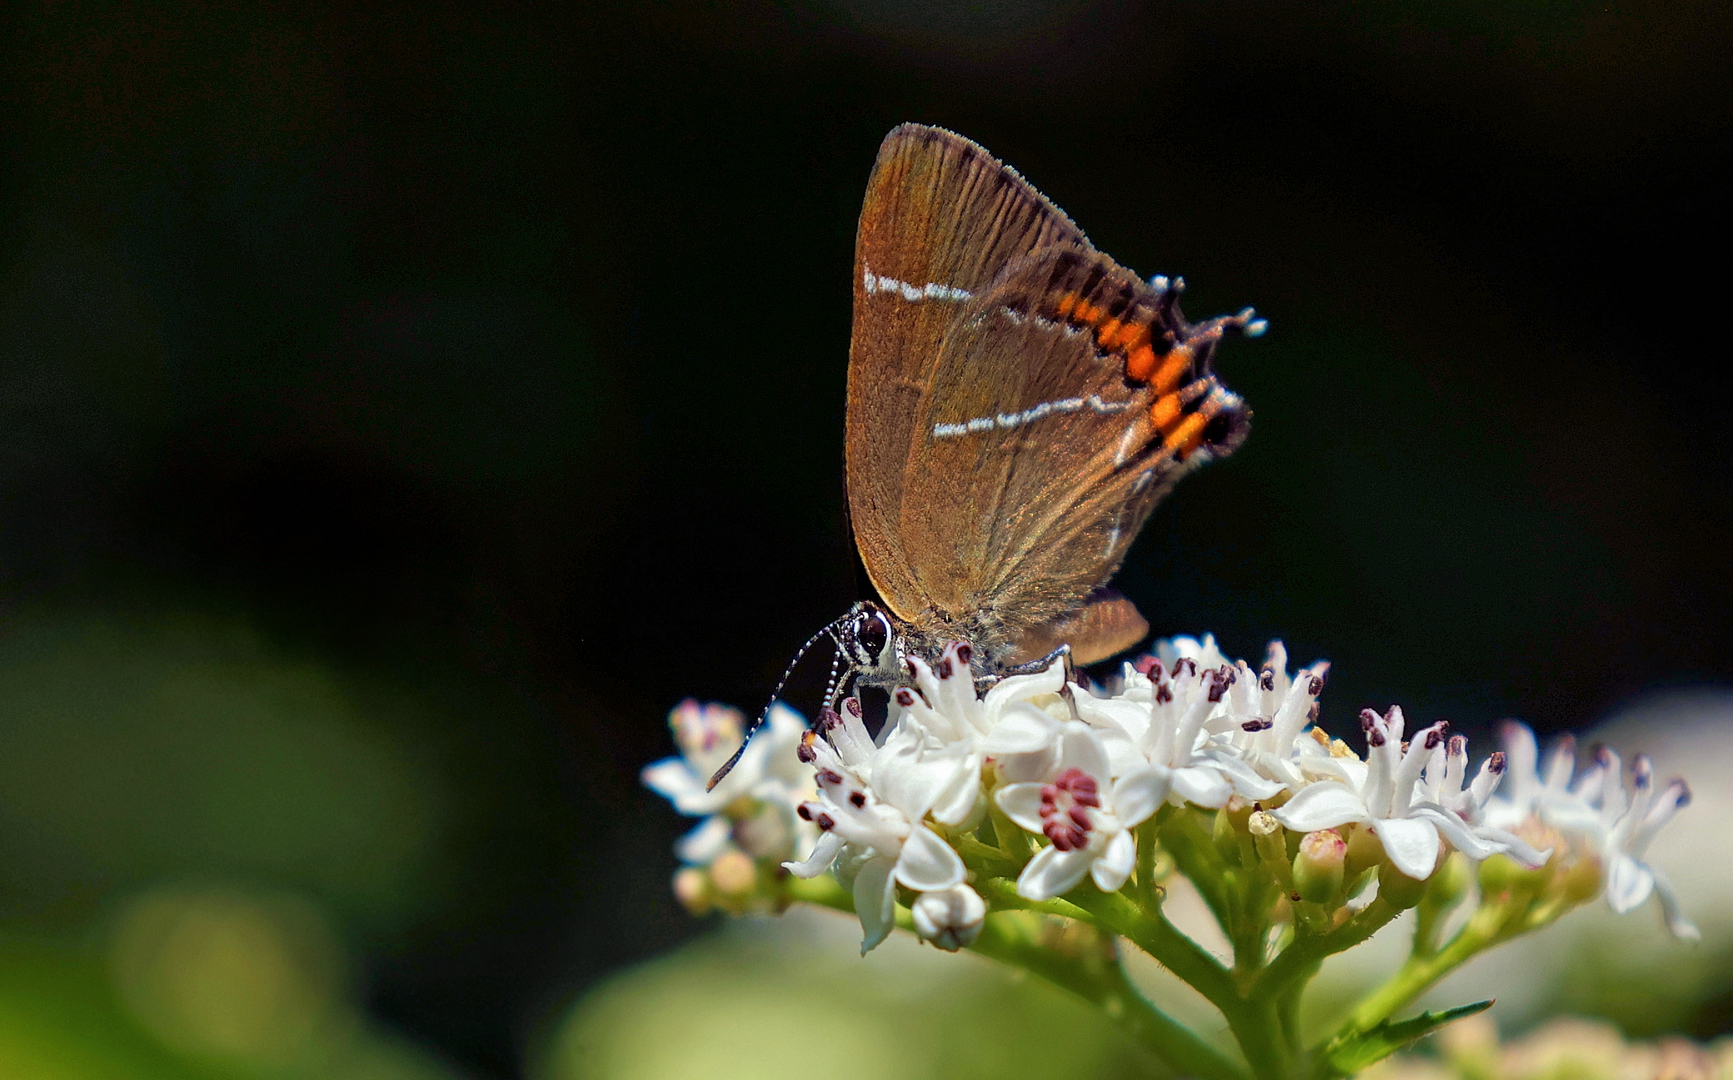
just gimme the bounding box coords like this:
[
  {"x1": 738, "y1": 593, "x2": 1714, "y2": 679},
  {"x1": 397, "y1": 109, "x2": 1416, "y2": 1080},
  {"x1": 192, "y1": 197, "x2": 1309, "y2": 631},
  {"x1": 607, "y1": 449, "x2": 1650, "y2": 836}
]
[
  {"x1": 1379, "y1": 856, "x2": 1430, "y2": 909},
  {"x1": 1293, "y1": 829, "x2": 1347, "y2": 903}
]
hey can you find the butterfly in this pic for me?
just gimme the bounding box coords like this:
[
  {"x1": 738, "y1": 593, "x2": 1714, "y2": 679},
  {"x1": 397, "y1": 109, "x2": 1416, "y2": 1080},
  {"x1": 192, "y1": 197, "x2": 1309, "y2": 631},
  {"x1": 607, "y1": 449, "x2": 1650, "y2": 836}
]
[{"x1": 711, "y1": 124, "x2": 1261, "y2": 787}]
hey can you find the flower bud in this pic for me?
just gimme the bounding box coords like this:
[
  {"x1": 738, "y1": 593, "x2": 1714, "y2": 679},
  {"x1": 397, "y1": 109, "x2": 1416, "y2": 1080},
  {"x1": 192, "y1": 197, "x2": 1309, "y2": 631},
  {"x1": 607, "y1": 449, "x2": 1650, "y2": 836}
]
[
  {"x1": 710, "y1": 850, "x2": 758, "y2": 898},
  {"x1": 1293, "y1": 829, "x2": 1346, "y2": 903},
  {"x1": 912, "y1": 885, "x2": 986, "y2": 952},
  {"x1": 1343, "y1": 823, "x2": 1384, "y2": 879},
  {"x1": 1560, "y1": 853, "x2": 1604, "y2": 906},
  {"x1": 673, "y1": 867, "x2": 712, "y2": 916},
  {"x1": 1422, "y1": 851, "x2": 1471, "y2": 912},
  {"x1": 734, "y1": 802, "x2": 794, "y2": 859},
  {"x1": 1250, "y1": 810, "x2": 1290, "y2": 877},
  {"x1": 1378, "y1": 856, "x2": 1430, "y2": 910}
]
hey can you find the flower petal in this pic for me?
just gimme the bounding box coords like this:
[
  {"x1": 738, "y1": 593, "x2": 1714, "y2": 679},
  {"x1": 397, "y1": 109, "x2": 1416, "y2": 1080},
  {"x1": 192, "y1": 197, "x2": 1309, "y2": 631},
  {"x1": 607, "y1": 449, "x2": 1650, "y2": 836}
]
[
  {"x1": 1372, "y1": 815, "x2": 1442, "y2": 880},
  {"x1": 1017, "y1": 844, "x2": 1095, "y2": 902},
  {"x1": 782, "y1": 830, "x2": 845, "y2": 879},
  {"x1": 1647, "y1": 866, "x2": 1700, "y2": 941},
  {"x1": 928, "y1": 753, "x2": 984, "y2": 827},
  {"x1": 674, "y1": 815, "x2": 733, "y2": 865},
  {"x1": 641, "y1": 758, "x2": 725, "y2": 815},
  {"x1": 853, "y1": 853, "x2": 899, "y2": 954},
  {"x1": 1091, "y1": 829, "x2": 1136, "y2": 893},
  {"x1": 1170, "y1": 765, "x2": 1234, "y2": 809},
  {"x1": 1409, "y1": 805, "x2": 1506, "y2": 862},
  {"x1": 894, "y1": 825, "x2": 967, "y2": 891},
  {"x1": 1111, "y1": 767, "x2": 1166, "y2": 828},
  {"x1": 1272, "y1": 782, "x2": 1370, "y2": 832},
  {"x1": 1206, "y1": 752, "x2": 1287, "y2": 801},
  {"x1": 995, "y1": 782, "x2": 1049, "y2": 835},
  {"x1": 1058, "y1": 722, "x2": 1112, "y2": 783},
  {"x1": 981, "y1": 703, "x2": 1062, "y2": 754},
  {"x1": 1604, "y1": 852, "x2": 1654, "y2": 914}
]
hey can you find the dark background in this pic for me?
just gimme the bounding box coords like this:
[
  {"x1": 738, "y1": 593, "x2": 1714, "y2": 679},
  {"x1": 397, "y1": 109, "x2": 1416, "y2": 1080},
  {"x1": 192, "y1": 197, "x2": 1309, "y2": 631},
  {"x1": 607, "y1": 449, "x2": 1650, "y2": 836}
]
[{"x1": 2, "y1": 0, "x2": 1729, "y2": 1075}]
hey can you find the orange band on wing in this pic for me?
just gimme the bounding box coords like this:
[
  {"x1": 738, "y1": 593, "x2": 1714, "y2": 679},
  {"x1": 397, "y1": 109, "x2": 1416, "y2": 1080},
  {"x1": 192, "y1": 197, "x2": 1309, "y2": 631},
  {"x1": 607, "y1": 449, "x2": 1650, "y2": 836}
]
[
  {"x1": 1163, "y1": 412, "x2": 1210, "y2": 459},
  {"x1": 1148, "y1": 392, "x2": 1182, "y2": 429},
  {"x1": 1126, "y1": 343, "x2": 1158, "y2": 382},
  {"x1": 1150, "y1": 345, "x2": 1193, "y2": 395}
]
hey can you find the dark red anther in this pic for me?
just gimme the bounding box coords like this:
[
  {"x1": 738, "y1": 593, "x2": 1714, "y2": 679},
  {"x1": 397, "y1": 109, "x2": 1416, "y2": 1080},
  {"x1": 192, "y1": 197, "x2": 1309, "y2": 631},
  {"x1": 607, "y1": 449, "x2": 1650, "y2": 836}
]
[
  {"x1": 1133, "y1": 655, "x2": 1162, "y2": 677},
  {"x1": 937, "y1": 657, "x2": 954, "y2": 679},
  {"x1": 957, "y1": 643, "x2": 973, "y2": 665},
  {"x1": 1368, "y1": 729, "x2": 1386, "y2": 748},
  {"x1": 797, "y1": 804, "x2": 813, "y2": 820},
  {"x1": 1488, "y1": 751, "x2": 1506, "y2": 774},
  {"x1": 895, "y1": 688, "x2": 915, "y2": 707},
  {"x1": 815, "y1": 813, "x2": 835, "y2": 831},
  {"x1": 818, "y1": 768, "x2": 844, "y2": 786},
  {"x1": 1360, "y1": 708, "x2": 1379, "y2": 730},
  {"x1": 1260, "y1": 668, "x2": 1276, "y2": 692},
  {"x1": 849, "y1": 791, "x2": 867, "y2": 808},
  {"x1": 844, "y1": 697, "x2": 864, "y2": 719}
]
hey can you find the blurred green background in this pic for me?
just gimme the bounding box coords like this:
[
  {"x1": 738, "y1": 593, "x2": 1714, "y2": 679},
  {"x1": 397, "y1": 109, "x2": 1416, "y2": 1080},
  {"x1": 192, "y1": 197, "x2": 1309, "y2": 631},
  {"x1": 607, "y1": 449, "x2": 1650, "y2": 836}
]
[{"x1": 1, "y1": 0, "x2": 1729, "y2": 1076}]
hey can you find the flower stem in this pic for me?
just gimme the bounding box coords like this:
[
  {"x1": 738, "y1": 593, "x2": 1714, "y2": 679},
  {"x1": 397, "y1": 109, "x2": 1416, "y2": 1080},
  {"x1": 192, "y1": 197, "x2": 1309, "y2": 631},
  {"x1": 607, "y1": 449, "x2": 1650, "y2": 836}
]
[
  {"x1": 786, "y1": 875, "x2": 1249, "y2": 1080},
  {"x1": 972, "y1": 911, "x2": 1253, "y2": 1080}
]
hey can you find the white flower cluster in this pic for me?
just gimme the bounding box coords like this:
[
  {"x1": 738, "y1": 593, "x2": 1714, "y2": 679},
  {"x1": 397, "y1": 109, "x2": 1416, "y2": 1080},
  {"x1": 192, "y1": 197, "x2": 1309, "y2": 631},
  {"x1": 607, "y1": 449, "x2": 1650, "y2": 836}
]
[
  {"x1": 641, "y1": 699, "x2": 817, "y2": 914},
  {"x1": 644, "y1": 635, "x2": 1695, "y2": 953},
  {"x1": 1483, "y1": 722, "x2": 1698, "y2": 939},
  {"x1": 779, "y1": 633, "x2": 1544, "y2": 953}
]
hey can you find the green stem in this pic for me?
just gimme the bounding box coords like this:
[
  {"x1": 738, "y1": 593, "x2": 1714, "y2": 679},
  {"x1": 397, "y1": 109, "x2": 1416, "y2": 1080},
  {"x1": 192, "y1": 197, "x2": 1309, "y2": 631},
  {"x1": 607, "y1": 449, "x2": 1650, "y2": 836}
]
[
  {"x1": 787, "y1": 875, "x2": 1248, "y2": 1080},
  {"x1": 1066, "y1": 888, "x2": 1241, "y2": 1016},
  {"x1": 1254, "y1": 897, "x2": 1401, "y2": 1003},
  {"x1": 972, "y1": 912, "x2": 1252, "y2": 1080},
  {"x1": 1341, "y1": 924, "x2": 1491, "y2": 1037}
]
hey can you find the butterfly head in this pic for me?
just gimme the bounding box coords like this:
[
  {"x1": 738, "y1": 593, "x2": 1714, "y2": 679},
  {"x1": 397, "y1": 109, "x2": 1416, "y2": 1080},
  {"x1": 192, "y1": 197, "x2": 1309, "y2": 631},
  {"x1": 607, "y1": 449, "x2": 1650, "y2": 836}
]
[{"x1": 835, "y1": 601, "x2": 897, "y2": 673}]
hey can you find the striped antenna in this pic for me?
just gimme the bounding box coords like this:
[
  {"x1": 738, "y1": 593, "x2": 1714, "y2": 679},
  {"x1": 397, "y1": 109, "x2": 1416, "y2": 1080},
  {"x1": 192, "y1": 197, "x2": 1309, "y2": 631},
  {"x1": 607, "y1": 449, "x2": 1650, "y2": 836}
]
[{"x1": 705, "y1": 614, "x2": 846, "y2": 791}]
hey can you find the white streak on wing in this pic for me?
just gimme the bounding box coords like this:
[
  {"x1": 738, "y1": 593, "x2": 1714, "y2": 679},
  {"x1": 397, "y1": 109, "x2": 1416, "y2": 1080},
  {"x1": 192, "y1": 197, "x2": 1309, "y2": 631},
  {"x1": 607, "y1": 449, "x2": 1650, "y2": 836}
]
[
  {"x1": 1113, "y1": 422, "x2": 1144, "y2": 467},
  {"x1": 932, "y1": 395, "x2": 1132, "y2": 439},
  {"x1": 861, "y1": 262, "x2": 973, "y2": 303},
  {"x1": 1104, "y1": 521, "x2": 1122, "y2": 559}
]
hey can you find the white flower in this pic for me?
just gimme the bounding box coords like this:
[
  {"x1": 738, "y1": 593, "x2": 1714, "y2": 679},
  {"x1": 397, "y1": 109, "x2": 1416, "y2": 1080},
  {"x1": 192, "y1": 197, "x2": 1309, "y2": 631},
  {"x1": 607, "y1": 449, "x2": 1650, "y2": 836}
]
[
  {"x1": 1273, "y1": 707, "x2": 1547, "y2": 879},
  {"x1": 911, "y1": 884, "x2": 986, "y2": 951},
  {"x1": 995, "y1": 722, "x2": 1165, "y2": 901},
  {"x1": 781, "y1": 699, "x2": 967, "y2": 954},
  {"x1": 1214, "y1": 643, "x2": 1335, "y2": 793},
  {"x1": 1076, "y1": 659, "x2": 1260, "y2": 804},
  {"x1": 1597, "y1": 750, "x2": 1696, "y2": 938},
  {"x1": 892, "y1": 642, "x2": 1070, "y2": 821},
  {"x1": 641, "y1": 700, "x2": 814, "y2": 865},
  {"x1": 1488, "y1": 724, "x2": 1697, "y2": 939},
  {"x1": 641, "y1": 699, "x2": 812, "y2": 813},
  {"x1": 1480, "y1": 724, "x2": 1603, "y2": 836}
]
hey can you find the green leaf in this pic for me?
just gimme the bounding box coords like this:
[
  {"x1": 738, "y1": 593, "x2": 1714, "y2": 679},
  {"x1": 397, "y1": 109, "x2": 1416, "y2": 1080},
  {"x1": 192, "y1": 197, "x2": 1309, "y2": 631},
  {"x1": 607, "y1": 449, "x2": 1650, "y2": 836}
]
[{"x1": 1314, "y1": 999, "x2": 1494, "y2": 1080}]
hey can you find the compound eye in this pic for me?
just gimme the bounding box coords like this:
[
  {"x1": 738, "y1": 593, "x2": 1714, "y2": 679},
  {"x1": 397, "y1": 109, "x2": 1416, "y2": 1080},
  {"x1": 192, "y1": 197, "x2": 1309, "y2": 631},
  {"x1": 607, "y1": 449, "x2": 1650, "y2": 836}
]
[{"x1": 856, "y1": 613, "x2": 889, "y2": 659}]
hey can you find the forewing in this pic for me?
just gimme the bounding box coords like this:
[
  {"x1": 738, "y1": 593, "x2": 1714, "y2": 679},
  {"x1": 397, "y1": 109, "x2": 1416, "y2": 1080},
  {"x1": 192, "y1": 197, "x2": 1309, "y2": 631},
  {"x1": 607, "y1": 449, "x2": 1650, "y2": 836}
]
[
  {"x1": 898, "y1": 244, "x2": 1251, "y2": 645},
  {"x1": 847, "y1": 125, "x2": 1089, "y2": 620}
]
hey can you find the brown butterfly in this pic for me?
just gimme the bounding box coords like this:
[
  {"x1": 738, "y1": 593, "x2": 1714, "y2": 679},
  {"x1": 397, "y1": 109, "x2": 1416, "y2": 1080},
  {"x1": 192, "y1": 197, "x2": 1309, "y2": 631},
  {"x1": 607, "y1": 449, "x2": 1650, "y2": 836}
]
[{"x1": 711, "y1": 124, "x2": 1261, "y2": 787}]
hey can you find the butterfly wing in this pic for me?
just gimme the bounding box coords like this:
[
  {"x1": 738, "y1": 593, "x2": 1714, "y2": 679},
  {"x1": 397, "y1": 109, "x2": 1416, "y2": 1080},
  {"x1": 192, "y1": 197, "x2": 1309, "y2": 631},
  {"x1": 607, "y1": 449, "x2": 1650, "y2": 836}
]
[
  {"x1": 847, "y1": 125, "x2": 1088, "y2": 622},
  {"x1": 895, "y1": 243, "x2": 1252, "y2": 660}
]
